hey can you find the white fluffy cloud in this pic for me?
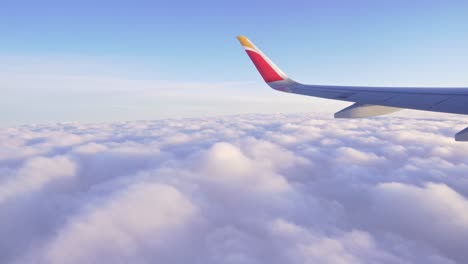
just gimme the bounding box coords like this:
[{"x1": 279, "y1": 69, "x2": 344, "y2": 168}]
[
  {"x1": 0, "y1": 156, "x2": 76, "y2": 204},
  {"x1": 27, "y1": 183, "x2": 197, "y2": 264},
  {"x1": 1, "y1": 113, "x2": 468, "y2": 264}
]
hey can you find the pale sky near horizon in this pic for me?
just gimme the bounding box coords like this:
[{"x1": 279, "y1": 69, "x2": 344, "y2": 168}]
[{"x1": 2, "y1": 0, "x2": 468, "y2": 125}]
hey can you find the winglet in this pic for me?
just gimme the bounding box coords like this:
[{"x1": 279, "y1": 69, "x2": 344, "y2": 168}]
[{"x1": 237, "y1": 36, "x2": 291, "y2": 84}]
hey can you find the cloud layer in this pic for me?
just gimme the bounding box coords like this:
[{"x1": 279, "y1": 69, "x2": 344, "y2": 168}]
[{"x1": 1, "y1": 114, "x2": 468, "y2": 264}]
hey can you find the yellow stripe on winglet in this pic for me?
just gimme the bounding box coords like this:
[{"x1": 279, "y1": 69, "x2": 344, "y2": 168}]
[{"x1": 237, "y1": 36, "x2": 256, "y2": 50}]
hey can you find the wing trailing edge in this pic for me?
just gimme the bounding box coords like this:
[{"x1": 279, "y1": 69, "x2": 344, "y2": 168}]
[{"x1": 335, "y1": 103, "x2": 401, "y2": 118}]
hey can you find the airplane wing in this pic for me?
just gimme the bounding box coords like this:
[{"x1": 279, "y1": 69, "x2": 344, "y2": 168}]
[{"x1": 237, "y1": 36, "x2": 468, "y2": 141}]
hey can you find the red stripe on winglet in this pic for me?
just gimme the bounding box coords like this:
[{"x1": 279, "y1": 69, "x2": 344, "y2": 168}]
[{"x1": 246, "y1": 50, "x2": 284, "y2": 83}]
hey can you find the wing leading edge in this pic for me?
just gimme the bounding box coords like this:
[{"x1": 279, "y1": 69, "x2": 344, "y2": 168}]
[{"x1": 237, "y1": 36, "x2": 468, "y2": 141}]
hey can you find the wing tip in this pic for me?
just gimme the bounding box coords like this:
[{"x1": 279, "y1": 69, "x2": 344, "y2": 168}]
[
  {"x1": 236, "y1": 35, "x2": 294, "y2": 84},
  {"x1": 237, "y1": 36, "x2": 256, "y2": 50}
]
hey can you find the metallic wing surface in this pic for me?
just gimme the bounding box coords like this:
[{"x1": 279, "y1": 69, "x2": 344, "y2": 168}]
[{"x1": 237, "y1": 36, "x2": 468, "y2": 141}]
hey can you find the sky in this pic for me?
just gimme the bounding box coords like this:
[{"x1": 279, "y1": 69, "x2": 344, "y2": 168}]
[{"x1": 1, "y1": 0, "x2": 468, "y2": 125}]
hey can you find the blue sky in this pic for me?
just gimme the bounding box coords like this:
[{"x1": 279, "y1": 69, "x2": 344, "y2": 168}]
[{"x1": 1, "y1": 0, "x2": 468, "y2": 125}]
